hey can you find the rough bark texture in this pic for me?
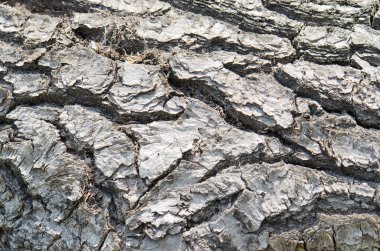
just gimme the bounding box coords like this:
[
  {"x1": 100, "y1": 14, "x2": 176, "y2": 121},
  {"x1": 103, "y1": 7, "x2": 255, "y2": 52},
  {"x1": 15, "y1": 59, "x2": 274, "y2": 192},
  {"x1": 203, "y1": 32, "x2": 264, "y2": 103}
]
[{"x1": 0, "y1": 0, "x2": 380, "y2": 250}]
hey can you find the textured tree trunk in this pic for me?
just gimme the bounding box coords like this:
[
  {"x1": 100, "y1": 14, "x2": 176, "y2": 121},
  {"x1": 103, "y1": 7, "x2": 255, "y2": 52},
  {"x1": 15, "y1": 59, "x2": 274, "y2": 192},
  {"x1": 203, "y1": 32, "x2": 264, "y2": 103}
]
[{"x1": 0, "y1": 0, "x2": 380, "y2": 250}]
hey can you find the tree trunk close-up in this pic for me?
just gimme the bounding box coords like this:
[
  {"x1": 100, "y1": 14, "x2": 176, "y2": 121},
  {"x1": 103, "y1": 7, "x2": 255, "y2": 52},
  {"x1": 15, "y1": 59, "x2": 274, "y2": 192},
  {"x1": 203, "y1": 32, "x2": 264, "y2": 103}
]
[{"x1": 0, "y1": 0, "x2": 380, "y2": 250}]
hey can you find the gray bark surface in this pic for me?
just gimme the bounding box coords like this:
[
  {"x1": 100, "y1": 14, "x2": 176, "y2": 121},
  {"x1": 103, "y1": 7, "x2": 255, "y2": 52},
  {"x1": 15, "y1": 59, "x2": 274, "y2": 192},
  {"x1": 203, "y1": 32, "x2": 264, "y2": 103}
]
[{"x1": 0, "y1": 0, "x2": 380, "y2": 250}]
